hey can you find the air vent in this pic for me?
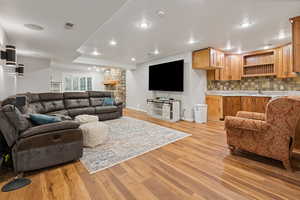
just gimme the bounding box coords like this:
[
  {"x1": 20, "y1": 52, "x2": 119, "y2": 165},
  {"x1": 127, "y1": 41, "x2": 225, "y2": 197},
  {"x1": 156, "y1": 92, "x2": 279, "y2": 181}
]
[{"x1": 64, "y1": 22, "x2": 75, "y2": 30}]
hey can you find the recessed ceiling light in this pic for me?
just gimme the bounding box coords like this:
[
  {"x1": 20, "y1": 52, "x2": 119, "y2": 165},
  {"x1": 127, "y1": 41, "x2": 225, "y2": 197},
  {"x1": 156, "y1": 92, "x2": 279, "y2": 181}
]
[
  {"x1": 236, "y1": 49, "x2": 243, "y2": 54},
  {"x1": 24, "y1": 24, "x2": 44, "y2": 31},
  {"x1": 278, "y1": 31, "x2": 286, "y2": 40},
  {"x1": 156, "y1": 10, "x2": 166, "y2": 17},
  {"x1": 93, "y1": 66, "x2": 97, "y2": 69},
  {"x1": 109, "y1": 40, "x2": 117, "y2": 46},
  {"x1": 96, "y1": 68, "x2": 100, "y2": 72},
  {"x1": 88, "y1": 67, "x2": 92, "y2": 71},
  {"x1": 131, "y1": 57, "x2": 136, "y2": 62},
  {"x1": 154, "y1": 49, "x2": 159, "y2": 55},
  {"x1": 240, "y1": 19, "x2": 253, "y2": 28},
  {"x1": 138, "y1": 20, "x2": 151, "y2": 30},
  {"x1": 92, "y1": 50, "x2": 100, "y2": 56},
  {"x1": 64, "y1": 22, "x2": 75, "y2": 30},
  {"x1": 263, "y1": 44, "x2": 272, "y2": 50},
  {"x1": 188, "y1": 38, "x2": 197, "y2": 44}
]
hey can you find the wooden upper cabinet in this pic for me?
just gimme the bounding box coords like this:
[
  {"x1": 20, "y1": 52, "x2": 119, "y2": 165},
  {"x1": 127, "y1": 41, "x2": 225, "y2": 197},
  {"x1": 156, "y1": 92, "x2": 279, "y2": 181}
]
[
  {"x1": 207, "y1": 54, "x2": 242, "y2": 81},
  {"x1": 276, "y1": 44, "x2": 296, "y2": 78},
  {"x1": 193, "y1": 48, "x2": 224, "y2": 70},
  {"x1": 291, "y1": 16, "x2": 300, "y2": 72}
]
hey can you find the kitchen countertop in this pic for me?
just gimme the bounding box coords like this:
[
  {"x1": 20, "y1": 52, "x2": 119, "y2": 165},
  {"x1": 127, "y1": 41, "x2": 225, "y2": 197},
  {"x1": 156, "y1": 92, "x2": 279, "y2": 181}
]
[{"x1": 206, "y1": 90, "x2": 300, "y2": 98}]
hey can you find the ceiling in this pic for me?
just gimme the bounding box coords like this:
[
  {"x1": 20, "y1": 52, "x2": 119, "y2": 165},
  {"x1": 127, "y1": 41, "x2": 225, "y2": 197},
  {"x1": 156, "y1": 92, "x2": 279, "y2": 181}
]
[
  {"x1": 1, "y1": 0, "x2": 300, "y2": 68},
  {"x1": 0, "y1": 0, "x2": 127, "y2": 62}
]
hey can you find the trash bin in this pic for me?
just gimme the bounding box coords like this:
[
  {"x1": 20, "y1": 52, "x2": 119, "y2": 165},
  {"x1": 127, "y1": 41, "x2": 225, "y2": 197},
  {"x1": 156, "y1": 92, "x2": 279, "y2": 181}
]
[{"x1": 194, "y1": 104, "x2": 207, "y2": 123}]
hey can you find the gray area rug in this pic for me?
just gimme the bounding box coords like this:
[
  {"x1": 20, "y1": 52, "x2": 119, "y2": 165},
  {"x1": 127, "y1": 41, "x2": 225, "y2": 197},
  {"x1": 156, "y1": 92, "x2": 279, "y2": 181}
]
[{"x1": 80, "y1": 117, "x2": 191, "y2": 174}]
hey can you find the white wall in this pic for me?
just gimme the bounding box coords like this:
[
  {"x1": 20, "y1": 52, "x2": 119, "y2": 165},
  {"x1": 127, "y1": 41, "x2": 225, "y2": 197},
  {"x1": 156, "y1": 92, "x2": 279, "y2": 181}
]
[
  {"x1": 126, "y1": 52, "x2": 207, "y2": 121},
  {"x1": 16, "y1": 56, "x2": 51, "y2": 93},
  {"x1": 0, "y1": 24, "x2": 17, "y2": 100}
]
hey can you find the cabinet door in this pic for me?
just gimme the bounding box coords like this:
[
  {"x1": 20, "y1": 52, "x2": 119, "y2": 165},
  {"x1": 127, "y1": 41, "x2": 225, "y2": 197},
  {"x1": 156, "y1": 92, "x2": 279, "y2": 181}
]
[
  {"x1": 276, "y1": 47, "x2": 285, "y2": 78},
  {"x1": 231, "y1": 55, "x2": 242, "y2": 80},
  {"x1": 292, "y1": 19, "x2": 300, "y2": 72},
  {"x1": 210, "y1": 48, "x2": 217, "y2": 67},
  {"x1": 241, "y1": 96, "x2": 270, "y2": 113},
  {"x1": 255, "y1": 97, "x2": 271, "y2": 113},
  {"x1": 283, "y1": 44, "x2": 297, "y2": 78},
  {"x1": 217, "y1": 51, "x2": 225, "y2": 68},
  {"x1": 241, "y1": 96, "x2": 256, "y2": 112},
  {"x1": 192, "y1": 49, "x2": 210, "y2": 69},
  {"x1": 223, "y1": 96, "x2": 241, "y2": 117},
  {"x1": 206, "y1": 95, "x2": 223, "y2": 121}
]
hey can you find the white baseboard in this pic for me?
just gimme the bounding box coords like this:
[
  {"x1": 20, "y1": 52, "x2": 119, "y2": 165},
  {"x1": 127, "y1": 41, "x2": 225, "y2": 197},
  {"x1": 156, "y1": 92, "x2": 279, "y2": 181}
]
[
  {"x1": 125, "y1": 106, "x2": 147, "y2": 113},
  {"x1": 125, "y1": 106, "x2": 195, "y2": 122},
  {"x1": 181, "y1": 117, "x2": 194, "y2": 122}
]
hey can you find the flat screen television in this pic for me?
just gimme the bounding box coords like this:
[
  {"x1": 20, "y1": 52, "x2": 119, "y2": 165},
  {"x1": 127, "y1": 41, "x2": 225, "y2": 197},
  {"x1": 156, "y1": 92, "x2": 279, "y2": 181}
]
[{"x1": 149, "y1": 59, "x2": 184, "y2": 92}]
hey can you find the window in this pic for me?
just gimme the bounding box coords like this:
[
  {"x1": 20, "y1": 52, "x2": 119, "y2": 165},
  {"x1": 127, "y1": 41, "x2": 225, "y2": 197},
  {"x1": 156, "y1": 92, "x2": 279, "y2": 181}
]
[
  {"x1": 87, "y1": 77, "x2": 92, "y2": 91},
  {"x1": 63, "y1": 75, "x2": 92, "y2": 91},
  {"x1": 73, "y1": 77, "x2": 79, "y2": 91},
  {"x1": 80, "y1": 77, "x2": 87, "y2": 91},
  {"x1": 64, "y1": 77, "x2": 72, "y2": 91}
]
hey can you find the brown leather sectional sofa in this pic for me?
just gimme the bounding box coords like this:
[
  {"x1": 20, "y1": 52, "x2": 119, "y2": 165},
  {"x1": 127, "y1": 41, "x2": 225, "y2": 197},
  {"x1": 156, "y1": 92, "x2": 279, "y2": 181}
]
[{"x1": 0, "y1": 91, "x2": 123, "y2": 173}]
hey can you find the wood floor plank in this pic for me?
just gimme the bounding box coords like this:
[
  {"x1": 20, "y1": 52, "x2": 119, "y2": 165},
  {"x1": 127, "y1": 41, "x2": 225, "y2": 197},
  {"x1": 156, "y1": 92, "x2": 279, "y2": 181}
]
[{"x1": 1, "y1": 108, "x2": 300, "y2": 199}]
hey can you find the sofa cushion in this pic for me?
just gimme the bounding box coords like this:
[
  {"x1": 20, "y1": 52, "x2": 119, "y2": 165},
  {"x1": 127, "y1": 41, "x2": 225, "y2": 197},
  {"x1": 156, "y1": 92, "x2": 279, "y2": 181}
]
[
  {"x1": 68, "y1": 107, "x2": 95, "y2": 117},
  {"x1": 25, "y1": 93, "x2": 40, "y2": 103},
  {"x1": 89, "y1": 97, "x2": 104, "y2": 107},
  {"x1": 25, "y1": 102, "x2": 46, "y2": 114},
  {"x1": 46, "y1": 110, "x2": 69, "y2": 116},
  {"x1": 64, "y1": 92, "x2": 89, "y2": 99},
  {"x1": 95, "y1": 106, "x2": 118, "y2": 114},
  {"x1": 64, "y1": 99, "x2": 90, "y2": 109},
  {"x1": 29, "y1": 114, "x2": 62, "y2": 125},
  {"x1": 42, "y1": 100, "x2": 65, "y2": 113},
  {"x1": 39, "y1": 93, "x2": 64, "y2": 101},
  {"x1": 2, "y1": 105, "x2": 32, "y2": 132},
  {"x1": 88, "y1": 91, "x2": 112, "y2": 98},
  {"x1": 20, "y1": 121, "x2": 80, "y2": 138}
]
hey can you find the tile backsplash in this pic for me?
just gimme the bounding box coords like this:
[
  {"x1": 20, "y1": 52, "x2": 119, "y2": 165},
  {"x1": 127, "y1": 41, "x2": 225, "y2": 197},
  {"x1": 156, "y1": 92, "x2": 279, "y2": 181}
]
[{"x1": 207, "y1": 75, "x2": 300, "y2": 91}]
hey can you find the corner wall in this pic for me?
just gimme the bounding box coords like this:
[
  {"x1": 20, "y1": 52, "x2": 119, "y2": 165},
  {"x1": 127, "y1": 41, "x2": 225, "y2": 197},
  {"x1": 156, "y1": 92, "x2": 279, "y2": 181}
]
[
  {"x1": 16, "y1": 56, "x2": 51, "y2": 94},
  {"x1": 0, "y1": 24, "x2": 17, "y2": 100},
  {"x1": 126, "y1": 52, "x2": 207, "y2": 121}
]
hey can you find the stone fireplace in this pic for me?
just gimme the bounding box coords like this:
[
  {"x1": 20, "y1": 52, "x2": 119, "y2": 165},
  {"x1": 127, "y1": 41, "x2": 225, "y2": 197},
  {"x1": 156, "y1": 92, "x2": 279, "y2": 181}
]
[{"x1": 103, "y1": 68, "x2": 126, "y2": 105}]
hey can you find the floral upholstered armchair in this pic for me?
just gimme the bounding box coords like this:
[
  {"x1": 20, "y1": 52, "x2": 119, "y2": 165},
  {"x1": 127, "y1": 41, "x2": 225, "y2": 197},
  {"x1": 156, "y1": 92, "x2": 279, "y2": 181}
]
[{"x1": 225, "y1": 96, "x2": 300, "y2": 170}]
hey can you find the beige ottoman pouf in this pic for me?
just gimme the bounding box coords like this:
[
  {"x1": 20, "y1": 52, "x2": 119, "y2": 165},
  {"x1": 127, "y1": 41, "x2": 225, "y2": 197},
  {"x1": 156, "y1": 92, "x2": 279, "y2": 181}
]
[
  {"x1": 75, "y1": 114, "x2": 98, "y2": 124},
  {"x1": 80, "y1": 121, "x2": 109, "y2": 148}
]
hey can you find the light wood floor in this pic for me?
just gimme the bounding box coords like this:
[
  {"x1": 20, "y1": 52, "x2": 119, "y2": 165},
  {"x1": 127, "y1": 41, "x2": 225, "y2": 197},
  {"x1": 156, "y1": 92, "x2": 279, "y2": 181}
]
[{"x1": 1, "y1": 108, "x2": 300, "y2": 200}]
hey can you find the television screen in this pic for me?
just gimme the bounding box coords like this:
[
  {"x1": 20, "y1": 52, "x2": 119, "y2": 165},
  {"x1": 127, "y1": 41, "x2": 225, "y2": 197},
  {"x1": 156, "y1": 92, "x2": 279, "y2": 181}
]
[{"x1": 149, "y1": 59, "x2": 184, "y2": 92}]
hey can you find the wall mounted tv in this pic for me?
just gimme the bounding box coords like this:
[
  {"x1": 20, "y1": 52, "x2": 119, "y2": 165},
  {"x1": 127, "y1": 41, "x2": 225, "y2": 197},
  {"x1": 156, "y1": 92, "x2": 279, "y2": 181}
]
[{"x1": 149, "y1": 59, "x2": 184, "y2": 92}]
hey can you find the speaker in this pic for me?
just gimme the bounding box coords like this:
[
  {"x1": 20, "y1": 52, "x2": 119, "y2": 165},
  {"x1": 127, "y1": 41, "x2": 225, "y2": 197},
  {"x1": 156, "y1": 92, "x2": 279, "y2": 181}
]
[
  {"x1": 16, "y1": 64, "x2": 24, "y2": 76},
  {"x1": 5, "y1": 45, "x2": 16, "y2": 66}
]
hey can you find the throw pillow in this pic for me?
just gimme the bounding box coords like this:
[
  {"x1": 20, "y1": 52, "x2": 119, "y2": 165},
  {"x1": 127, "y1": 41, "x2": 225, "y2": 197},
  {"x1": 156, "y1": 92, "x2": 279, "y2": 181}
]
[
  {"x1": 29, "y1": 114, "x2": 62, "y2": 125},
  {"x1": 50, "y1": 114, "x2": 72, "y2": 121},
  {"x1": 103, "y1": 97, "x2": 115, "y2": 106}
]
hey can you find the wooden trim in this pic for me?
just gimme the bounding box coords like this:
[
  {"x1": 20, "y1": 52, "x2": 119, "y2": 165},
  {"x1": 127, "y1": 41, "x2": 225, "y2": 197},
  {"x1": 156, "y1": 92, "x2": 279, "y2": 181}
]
[{"x1": 103, "y1": 80, "x2": 119, "y2": 85}]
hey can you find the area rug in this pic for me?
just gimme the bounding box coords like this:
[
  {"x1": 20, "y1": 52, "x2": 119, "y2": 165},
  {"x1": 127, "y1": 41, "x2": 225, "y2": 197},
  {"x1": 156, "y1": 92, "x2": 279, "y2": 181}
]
[{"x1": 80, "y1": 117, "x2": 191, "y2": 174}]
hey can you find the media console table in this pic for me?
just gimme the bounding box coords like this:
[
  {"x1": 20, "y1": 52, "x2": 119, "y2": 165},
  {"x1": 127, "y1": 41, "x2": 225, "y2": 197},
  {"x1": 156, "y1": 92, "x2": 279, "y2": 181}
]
[{"x1": 146, "y1": 98, "x2": 180, "y2": 122}]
